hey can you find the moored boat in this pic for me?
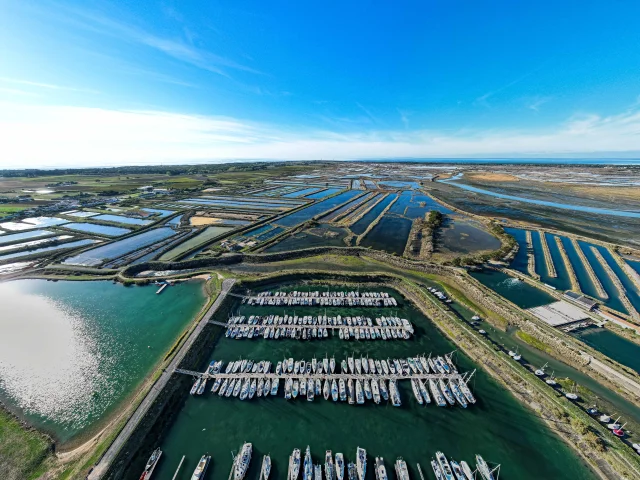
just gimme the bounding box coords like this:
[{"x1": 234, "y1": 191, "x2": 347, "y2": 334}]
[
  {"x1": 436, "y1": 451, "x2": 454, "y2": 480},
  {"x1": 139, "y1": 448, "x2": 162, "y2": 480},
  {"x1": 335, "y1": 453, "x2": 345, "y2": 480},
  {"x1": 475, "y1": 455, "x2": 495, "y2": 480},
  {"x1": 234, "y1": 442, "x2": 252, "y2": 480},
  {"x1": 304, "y1": 446, "x2": 314, "y2": 480},
  {"x1": 191, "y1": 454, "x2": 211, "y2": 480},
  {"x1": 356, "y1": 447, "x2": 366, "y2": 480},
  {"x1": 325, "y1": 451, "x2": 335, "y2": 480},
  {"x1": 291, "y1": 448, "x2": 301, "y2": 480},
  {"x1": 262, "y1": 455, "x2": 271, "y2": 480},
  {"x1": 394, "y1": 458, "x2": 409, "y2": 480}
]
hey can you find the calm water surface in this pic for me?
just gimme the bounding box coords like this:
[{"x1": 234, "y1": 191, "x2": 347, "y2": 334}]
[{"x1": 0, "y1": 279, "x2": 206, "y2": 443}]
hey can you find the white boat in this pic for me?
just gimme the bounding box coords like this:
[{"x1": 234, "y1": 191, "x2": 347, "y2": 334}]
[
  {"x1": 191, "y1": 455, "x2": 211, "y2": 480},
  {"x1": 339, "y1": 378, "x2": 347, "y2": 402},
  {"x1": 304, "y1": 446, "x2": 313, "y2": 480},
  {"x1": 450, "y1": 460, "x2": 466, "y2": 480},
  {"x1": 190, "y1": 378, "x2": 201, "y2": 395},
  {"x1": 262, "y1": 455, "x2": 271, "y2": 480},
  {"x1": 375, "y1": 457, "x2": 388, "y2": 480},
  {"x1": 534, "y1": 363, "x2": 548, "y2": 377},
  {"x1": 356, "y1": 447, "x2": 366, "y2": 480},
  {"x1": 356, "y1": 380, "x2": 364, "y2": 404},
  {"x1": 436, "y1": 452, "x2": 454, "y2": 480},
  {"x1": 371, "y1": 379, "x2": 381, "y2": 404},
  {"x1": 475, "y1": 455, "x2": 495, "y2": 480},
  {"x1": 460, "y1": 461, "x2": 474, "y2": 480},
  {"x1": 394, "y1": 458, "x2": 409, "y2": 480},
  {"x1": 431, "y1": 460, "x2": 444, "y2": 480},
  {"x1": 335, "y1": 453, "x2": 345, "y2": 480},
  {"x1": 315, "y1": 465, "x2": 323, "y2": 480},
  {"x1": 332, "y1": 379, "x2": 339, "y2": 402},
  {"x1": 325, "y1": 451, "x2": 335, "y2": 480},
  {"x1": 411, "y1": 379, "x2": 424, "y2": 405},
  {"x1": 291, "y1": 449, "x2": 301, "y2": 480},
  {"x1": 234, "y1": 443, "x2": 252, "y2": 480},
  {"x1": 139, "y1": 448, "x2": 162, "y2": 480}
]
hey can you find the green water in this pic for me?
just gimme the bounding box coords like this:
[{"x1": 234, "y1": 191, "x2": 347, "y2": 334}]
[
  {"x1": 574, "y1": 328, "x2": 640, "y2": 374},
  {"x1": 469, "y1": 270, "x2": 555, "y2": 308},
  {"x1": 145, "y1": 287, "x2": 595, "y2": 480},
  {"x1": 0, "y1": 279, "x2": 206, "y2": 444}
]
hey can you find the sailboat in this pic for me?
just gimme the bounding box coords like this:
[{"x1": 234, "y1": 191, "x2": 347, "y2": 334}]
[
  {"x1": 565, "y1": 383, "x2": 579, "y2": 401},
  {"x1": 545, "y1": 371, "x2": 557, "y2": 386},
  {"x1": 534, "y1": 363, "x2": 548, "y2": 376}
]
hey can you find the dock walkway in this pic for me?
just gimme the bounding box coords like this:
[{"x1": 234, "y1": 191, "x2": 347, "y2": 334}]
[
  {"x1": 175, "y1": 369, "x2": 465, "y2": 382},
  {"x1": 88, "y1": 278, "x2": 236, "y2": 480}
]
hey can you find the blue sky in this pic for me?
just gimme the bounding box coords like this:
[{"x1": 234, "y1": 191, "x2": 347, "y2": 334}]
[{"x1": 1, "y1": 0, "x2": 640, "y2": 167}]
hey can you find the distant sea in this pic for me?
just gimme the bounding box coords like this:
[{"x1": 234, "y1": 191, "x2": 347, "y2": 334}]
[{"x1": 356, "y1": 158, "x2": 640, "y2": 165}]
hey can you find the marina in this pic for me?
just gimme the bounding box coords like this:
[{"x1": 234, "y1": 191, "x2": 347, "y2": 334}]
[
  {"x1": 139, "y1": 443, "x2": 503, "y2": 480},
  {"x1": 243, "y1": 290, "x2": 399, "y2": 307},
  {"x1": 221, "y1": 315, "x2": 414, "y2": 341}
]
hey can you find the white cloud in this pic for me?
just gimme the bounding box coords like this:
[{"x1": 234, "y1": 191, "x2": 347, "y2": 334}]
[
  {"x1": 49, "y1": 3, "x2": 261, "y2": 77},
  {"x1": 1, "y1": 102, "x2": 639, "y2": 168},
  {"x1": 0, "y1": 77, "x2": 97, "y2": 93}
]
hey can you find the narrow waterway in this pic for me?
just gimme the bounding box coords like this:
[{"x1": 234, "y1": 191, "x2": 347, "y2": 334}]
[
  {"x1": 440, "y1": 175, "x2": 640, "y2": 218},
  {"x1": 469, "y1": 271, "x2": 640, "y2": 429},
  {"x1": 144, "y1": 286, "x2": 595, "y2": 480},
  {"x1": 0, "y1": 279, "x2": 207, "y2": 444}
]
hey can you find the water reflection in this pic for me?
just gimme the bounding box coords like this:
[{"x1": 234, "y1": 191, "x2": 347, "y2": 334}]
[{"x1": 0, "y1": 283, "x2": 108, "y2": 430}]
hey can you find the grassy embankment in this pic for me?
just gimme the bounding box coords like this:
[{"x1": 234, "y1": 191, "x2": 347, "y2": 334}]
[{"x1": 0, "y1": 407, "x2": 54, "y2": 480}]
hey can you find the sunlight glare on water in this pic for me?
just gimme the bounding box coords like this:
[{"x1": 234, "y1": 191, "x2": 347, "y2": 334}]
[{"x1": 0, "y1": 283, "x2": 112, "y2": 430}]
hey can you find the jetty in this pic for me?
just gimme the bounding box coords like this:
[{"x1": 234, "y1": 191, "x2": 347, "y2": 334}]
[
  {"x1": 554, "y1": 236, "x2": 581, "y2": 293},
  {"x1": 538, "y1": 231, "x2": 557, "y2": 278},
  {"x1": 590, "y1": 247, "x2": 640, "y2": 320},
  {"x1": 525, "y1": 231, "x2": 538, "y2": 279},
  {"x1": 571, "y1": 238, "x2": 608, "y2": 299},
  {"x1": 156, "y1": 283, "x2": 168, "y2": 295},
  {"x1": 171, "y1": 455, "x2": 185, "y2": 480}
]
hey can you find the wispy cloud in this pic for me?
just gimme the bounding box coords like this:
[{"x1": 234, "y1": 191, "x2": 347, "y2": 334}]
[
  {"x1": 50, "y1": 3, "x2": 262, "y2": 78},
  {"x1": 2, "y1": 102, "x2": 640, "y2": 168},
  {"x1": 356, "y1": 102, "x2": 380, "y2": 124},
  {"x1": 0, "y1": 87, "x2": 40, "y2": 97},
  {"x1": 473, "y1": 68, "x2": 541, "y2": 108},
  {"x1": 0, "y1": 77, "x2": 98, "y2": 94},
  {"x1": 526, "y1": 96, "x2": 551, "y2": 112},
  {"x1": 397, "y1": 108, "x2": 411, "y2": 128}
]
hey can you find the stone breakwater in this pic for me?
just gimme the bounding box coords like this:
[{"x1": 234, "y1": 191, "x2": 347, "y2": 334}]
[
  {"x1": 554, "y1": 236, "x2": 581, "y2": 293},
  {"x1": 590, "y1": 247, "x2": 640, "y2": 321},
  {"x1": 571, "y1": 238, "x2": 608, "y2": 299},
  {"x1": 538, "y1": 231, "x2": 557, "y2": 278},
  {"x1": 525, "y1": 230, "x2": 539, "y2": 279}
]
